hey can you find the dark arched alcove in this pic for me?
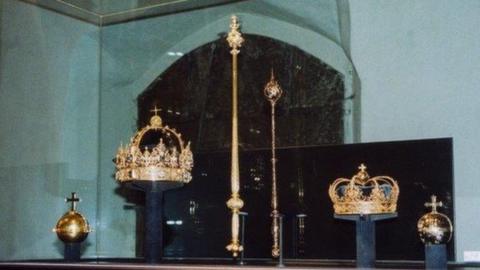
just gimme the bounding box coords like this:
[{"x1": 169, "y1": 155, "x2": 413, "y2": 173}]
[{"x1": 137, "y1": 34, "x2": 345, "y2": 152}]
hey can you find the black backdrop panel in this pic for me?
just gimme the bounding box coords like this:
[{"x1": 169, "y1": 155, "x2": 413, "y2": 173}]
[{"x1": 162, "y1": 138, "x2": 454, "y2": 260}]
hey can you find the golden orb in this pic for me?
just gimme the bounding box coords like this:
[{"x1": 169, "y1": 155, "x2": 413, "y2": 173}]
[
  {"x1": 417, "y1": 212, "x2": 453, "y2": 244},
  {"x1": 54, "y1": 211, "x2": 90, "y2": 243},
  {"x1": 150, "y1": 115, "x2": 162, "y2": 127},
  {"x1": 417, "y1": 195, "x2": 453, "y2": 245}
]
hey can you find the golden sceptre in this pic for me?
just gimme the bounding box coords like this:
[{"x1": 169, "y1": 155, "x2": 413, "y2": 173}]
[
  {"x1": 225, "y1": 15, "x2": 244, "y2": 257},
  {"x1": 264, "y1": 70, "x2": 283, "y2": 258}
]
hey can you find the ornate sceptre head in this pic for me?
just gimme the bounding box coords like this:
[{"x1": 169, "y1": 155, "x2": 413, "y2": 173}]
[
  {"x1": 225, "y1": 15, "x2": 245, "y2": 258},
  {"x1": 264, "y1": 69, "x2": 283, "y2": 105}
]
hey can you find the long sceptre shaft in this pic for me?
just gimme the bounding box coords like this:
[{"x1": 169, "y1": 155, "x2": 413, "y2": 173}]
[
  {"x1": 226, "y1": 15, "x2": 244, "y2": 258},
  {"x1": 264, "y1": 70, "x2": 283, "y2": 258}
]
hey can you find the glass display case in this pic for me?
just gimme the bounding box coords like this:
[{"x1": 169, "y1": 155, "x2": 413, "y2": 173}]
[{"x1": 0, "y1": 0, "x2": 478, "y2": 269}]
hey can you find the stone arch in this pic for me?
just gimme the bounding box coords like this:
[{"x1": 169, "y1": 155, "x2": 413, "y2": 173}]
[{"x1": 131, "y1": 13, "x2": 357, "y2": 142}]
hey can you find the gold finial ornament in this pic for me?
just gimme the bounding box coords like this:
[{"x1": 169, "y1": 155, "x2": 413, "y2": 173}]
[
  {"x1": 53, "y1": 192, "x2": 91, "y2": 243},
  {"x1": 226, "y1": 15, "x2": 244, "y2": 257},
  {"x1": 328, "y1": 164, "x2": 399, "y2": 215},
  {"x1": 417, "y1": 195, "x2": 453, "y2": 244},
  {"x1": 114, "y1": 107, "x2": 193, "y2": 183},
  {"x1": 264, "y1": 70, "x2": 283, "y2": 258},
  {"x1": 226, "y1": 15, "x2": 244, "y2": 55}
]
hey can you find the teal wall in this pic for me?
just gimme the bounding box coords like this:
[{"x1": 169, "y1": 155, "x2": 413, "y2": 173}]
[
  {"x1": 349, "y1": 0, "x2": 480, "y2": 262},
  {"x1": 0, "y1": 0, "x2": 100, "y2": 260}
]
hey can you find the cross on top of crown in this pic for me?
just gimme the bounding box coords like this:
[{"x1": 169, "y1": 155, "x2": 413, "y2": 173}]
[
  {"x1": 150, "y1": 106, "x2": 161, "y2": 116},
  {"x1": 66, "y1": 192, "x2": 80, "y2": 211},
  {"x1": 425, "y1": 195, "x2": 443, "y2": 212},
  {"x1": 358, "y1": 164, "x2": 367, "y2": 172}
]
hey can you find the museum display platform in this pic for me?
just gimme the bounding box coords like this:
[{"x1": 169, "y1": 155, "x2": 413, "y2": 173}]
[
  {"x1": 1, "y1": 259, "x2": 479, "y2": 270},
  {"x1": 2, "y1": 1, "x2": 478, "y2": 268}
]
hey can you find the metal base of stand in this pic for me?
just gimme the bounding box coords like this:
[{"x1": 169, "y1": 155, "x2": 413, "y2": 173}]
[
  {"x1": 126, "y1": 181, "x2": 183, "y2": 264},
  {"x1": 64, "y1": 242, "x2": 80, "y2": 262},
  {"x1": 425, "y1": 244, "x2": 447, "y2": 270},
  {"x1": 334, "y1": 213, "x2": 397, "y2": 269},
  {"x1": 277, "y1": 215, "x2": 285, "y2": 268}
]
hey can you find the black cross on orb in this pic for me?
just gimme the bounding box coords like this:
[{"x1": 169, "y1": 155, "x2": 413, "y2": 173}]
[
  {"x1": 66, "y1": 192, "x2": 80, "y2": 211},
  {"x1": 425, "y1": 195, "x2": 443, "y2": 212}
]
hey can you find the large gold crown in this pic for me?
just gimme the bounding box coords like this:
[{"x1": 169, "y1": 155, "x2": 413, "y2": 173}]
[
  {"x1": 328, "y1": 164, "x2": 399, "y2": 215},
  {"x1": 114, "y1": 108, "x2": 193, "y2": 183}
]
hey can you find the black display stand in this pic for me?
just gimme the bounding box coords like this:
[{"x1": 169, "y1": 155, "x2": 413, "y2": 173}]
[
  {"x1": 277, "y1": 214, "x2": 285, "y2": 267},
  {"x1": 238, "y1": 212, "x2": 248, "y2": 265},
  {"x1": 64, "y1": 242, "x2": 80, "y2": 262},
  {"x1": 425, "y1": 244, "x2": 447, "y2": 270},
  {"x1": 127, "y1": 181, "x2": 183, "y2": 264},
  {"x1": 334, "y1": 213, "x2": 397, "y2": 269}
]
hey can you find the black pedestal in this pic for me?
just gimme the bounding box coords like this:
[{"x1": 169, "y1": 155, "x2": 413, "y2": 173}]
[
  {"x1": 238, "y1": 212, "x2": 248, "y2": 265},
  {"x1": 334, "y1": 213, "x2": 397, "y2": 269},
  {"x1": 127, "y1": 181, "x2": 183, "y2": 264},
  {"x1": 64, "y1": 242, "x2": 80, "y2": 262},
  {"x1": 425, "y1": 244, "x2": 447, "y2": 270},
  {"x1": 278, "y1": 214, "x2": 285, "y2": 267}
]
